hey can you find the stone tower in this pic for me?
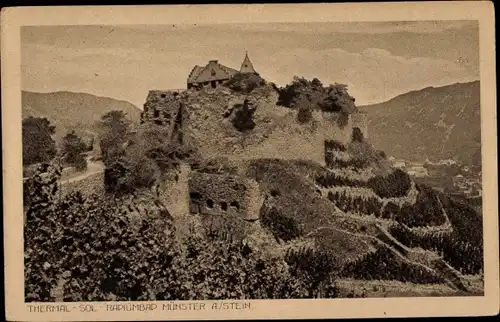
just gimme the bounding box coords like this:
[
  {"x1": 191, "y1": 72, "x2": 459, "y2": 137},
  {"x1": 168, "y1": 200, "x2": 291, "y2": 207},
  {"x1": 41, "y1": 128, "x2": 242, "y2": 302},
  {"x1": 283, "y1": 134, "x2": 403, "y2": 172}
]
[
  {"x1": 240, "y1": 51, "x2": 257, "y2": 74},
  {"x1": 351, "y1": 108, "x2": 368, "y2": 139},
  {"x1": 141, "y1": 90, "x2": 186, "y2": 145}
]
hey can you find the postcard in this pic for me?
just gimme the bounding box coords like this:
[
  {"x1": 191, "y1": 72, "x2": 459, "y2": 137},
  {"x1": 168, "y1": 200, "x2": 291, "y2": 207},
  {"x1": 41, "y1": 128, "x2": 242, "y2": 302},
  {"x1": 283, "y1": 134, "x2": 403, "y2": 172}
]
[{"x1": 2, "y1": 2, "x2": 498, "y2": 321}]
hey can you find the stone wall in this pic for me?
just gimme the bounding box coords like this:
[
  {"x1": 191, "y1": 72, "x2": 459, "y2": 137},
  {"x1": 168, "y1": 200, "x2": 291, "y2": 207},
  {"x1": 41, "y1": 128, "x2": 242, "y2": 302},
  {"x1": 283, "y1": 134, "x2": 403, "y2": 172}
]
[
  {"x1": 187, "y1": 171, "x2": 262, "y2": 221},
  {"x1": 319, "y1": 110, "x2": 354, "y2": 144},
  {"x1": 351, "y1": 110, "x2": 368, "y2": 139},
  {"x1": 142, "y1": 90, "x2": 185, "y2": 126},
  {"x1": 140, "y1": 87, "x2": 368, "y2": 164}
]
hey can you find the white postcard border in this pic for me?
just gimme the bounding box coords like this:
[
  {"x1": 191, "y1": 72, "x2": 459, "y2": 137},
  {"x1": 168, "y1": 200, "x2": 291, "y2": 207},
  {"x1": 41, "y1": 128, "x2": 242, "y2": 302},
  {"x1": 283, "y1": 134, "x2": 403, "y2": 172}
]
[{"x1": 2, "y1": 2, "x2": 498, "y2": 321}]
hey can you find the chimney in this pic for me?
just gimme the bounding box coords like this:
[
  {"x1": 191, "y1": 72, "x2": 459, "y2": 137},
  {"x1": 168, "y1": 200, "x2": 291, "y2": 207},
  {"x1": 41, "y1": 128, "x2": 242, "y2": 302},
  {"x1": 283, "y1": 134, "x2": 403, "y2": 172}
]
[{"x1": 209, "y1": 60, "x2": 218, "y2": 64}]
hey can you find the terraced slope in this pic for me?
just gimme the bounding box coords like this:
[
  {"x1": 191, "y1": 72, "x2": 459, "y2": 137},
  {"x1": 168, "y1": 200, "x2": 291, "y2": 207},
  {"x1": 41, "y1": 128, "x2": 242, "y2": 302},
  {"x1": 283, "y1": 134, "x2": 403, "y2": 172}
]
[{"x1": 208, "y1": 138, "x2": 483, "y2": 295}]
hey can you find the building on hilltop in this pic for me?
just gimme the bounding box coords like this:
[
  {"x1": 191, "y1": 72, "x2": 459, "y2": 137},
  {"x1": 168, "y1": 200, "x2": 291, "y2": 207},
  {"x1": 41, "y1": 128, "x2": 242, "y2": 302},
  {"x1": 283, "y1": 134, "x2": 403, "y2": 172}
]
[{"x1": 187, "y1": 52, "x2": 258, "y2": 90}]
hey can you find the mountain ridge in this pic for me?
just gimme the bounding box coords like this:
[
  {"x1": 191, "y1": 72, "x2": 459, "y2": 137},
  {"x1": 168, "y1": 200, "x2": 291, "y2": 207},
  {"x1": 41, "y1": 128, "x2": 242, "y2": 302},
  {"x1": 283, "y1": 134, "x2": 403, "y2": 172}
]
[
  {"x1": 22, "y1": 90, "x2": 141, "y2": 141},
  {"x1": 361, "y1": 81, "x2": 481, "y2": 166}
]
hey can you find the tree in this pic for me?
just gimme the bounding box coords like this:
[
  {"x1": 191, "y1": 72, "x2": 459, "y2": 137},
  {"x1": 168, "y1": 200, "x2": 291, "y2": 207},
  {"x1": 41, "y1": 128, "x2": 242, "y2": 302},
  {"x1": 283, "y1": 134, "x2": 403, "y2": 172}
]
[
  {"x1": 61, "y1": 131, "x2": 87, "y2": 170},
  {"x1": 224, "y1": 72, "x2": 266, "y2": 93},
  {"x1": 103, "y1": 123, "x2": 196, "y2": 194},
  {"x1": 22, "y1": 117, "x2": 57, "y2": 166},
  {"x1": 276, "y1": 77, "x2": 357, "y2": 120},
  {"x1": 98, "y1": 110, "x2": 131, "y2": 164}
]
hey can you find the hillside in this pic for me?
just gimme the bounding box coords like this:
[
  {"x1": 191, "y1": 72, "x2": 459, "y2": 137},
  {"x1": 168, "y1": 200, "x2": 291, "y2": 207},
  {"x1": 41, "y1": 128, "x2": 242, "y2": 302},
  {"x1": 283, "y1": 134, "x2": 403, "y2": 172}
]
[
  {"x1": 29, "y1": 81, "x2": 484, "y2": 299},
  {"x1": 362, "y1": 81, "x2": 481, "y2": 166},
  {"x1": 22, "y1": 90, "x2": 141, "y2": 141},
  {"x1": 170, "y1": 138, "x2": 483, "y2": 296}
]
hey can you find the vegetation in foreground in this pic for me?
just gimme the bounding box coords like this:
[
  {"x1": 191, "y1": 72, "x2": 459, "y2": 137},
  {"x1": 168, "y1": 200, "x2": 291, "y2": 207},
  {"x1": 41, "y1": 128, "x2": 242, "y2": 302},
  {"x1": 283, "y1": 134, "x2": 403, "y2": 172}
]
[{"x1": 24, "y1": 162, "x2": 339, "y2": 301}]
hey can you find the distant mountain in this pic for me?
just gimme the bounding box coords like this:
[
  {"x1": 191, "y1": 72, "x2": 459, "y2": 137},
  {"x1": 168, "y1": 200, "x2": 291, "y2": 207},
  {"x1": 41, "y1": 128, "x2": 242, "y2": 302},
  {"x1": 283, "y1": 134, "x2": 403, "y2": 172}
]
[
  {"x1": 361, "y1": 81, "x2": 481, "y2": 167},
  {"x1": 22, "y1": 91, "x2": 141, "y2": 141}
]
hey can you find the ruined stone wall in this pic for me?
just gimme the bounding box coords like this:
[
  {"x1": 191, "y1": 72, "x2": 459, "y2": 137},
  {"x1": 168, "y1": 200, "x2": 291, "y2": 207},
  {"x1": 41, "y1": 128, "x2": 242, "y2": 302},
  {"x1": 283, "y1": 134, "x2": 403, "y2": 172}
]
[
  {"x1": 351, "y1": 110, "x2": 368, "y2": 139},
  {"x1": 318, "y1": 110, "x2": 354, "y2": 144},
  {"x1": 187, "y1": 171, "x2": 262, "y2": 221},
  {"x1": 140, "y1": 87, "x2": 364, "y2": 164},
  {"x1": 142, "y1": 90, "x2": 184, "y2": 126}
]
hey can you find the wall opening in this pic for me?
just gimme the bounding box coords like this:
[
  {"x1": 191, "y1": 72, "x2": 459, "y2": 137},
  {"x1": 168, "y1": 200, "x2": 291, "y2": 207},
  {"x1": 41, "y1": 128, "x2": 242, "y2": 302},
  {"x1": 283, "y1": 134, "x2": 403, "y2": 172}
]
[
  {"x1": 190, "y1": 192, "x2": 202, "y2": 200},
  {"x1": 211, "y1": 81, "x2": 216, "y2": 88},
  {"x1": 161, "y1": 94, "x2": 166, "y2": 98},
  {"x1": 270, "y1": 189, "x2": 280, "y2": 197},
  {"x1": 220, "y1": 202, "x2": 228, "y2": 211},
  {"x1": 230, "y1": 201, "x2": 240, "y2": 210},
  {"x1": 206, "y1": 199, "x2": 214, "y2": 208}
]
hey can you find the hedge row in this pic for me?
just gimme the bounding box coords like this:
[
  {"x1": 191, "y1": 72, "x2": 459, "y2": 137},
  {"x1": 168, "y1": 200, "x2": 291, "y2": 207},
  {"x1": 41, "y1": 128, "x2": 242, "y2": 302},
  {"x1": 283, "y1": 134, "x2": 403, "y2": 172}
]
[
  {"x1": 388, "y1": 197, "x2": 483, "y2": 275},
  {"x1": 341, "y1": 246, "x2": 445, "y2": 284},
  {"x1": 316, "y1": 169, "x2": 412, "y2": 199}
]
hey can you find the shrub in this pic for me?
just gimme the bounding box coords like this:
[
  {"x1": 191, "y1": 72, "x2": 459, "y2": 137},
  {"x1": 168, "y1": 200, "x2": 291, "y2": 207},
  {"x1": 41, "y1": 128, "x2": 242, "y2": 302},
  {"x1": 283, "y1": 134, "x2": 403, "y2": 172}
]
[
  {"x1": 61, "y1": 131, "x2": 88, "y2": 171},
  {"x1": 22, "y1": 117, "x2": 57, "y2": 166},
  {"x1": 260, "y1": 205, "x2": 303, "y2": 242},
  {"x1": 276, "y1": 77, "x2": 357, "y2": 116},
  {"x1": 98, "y1": 110, "x2": 131, "y2": 164},
  {"x1": 231, "y1": 99, "x2": 256, "y2": 132},
  {"x1": 297, "y1": 106, "x2": 313, "y2": 124},
  {"x1": 276, "y1": 77, "x2": 325, "y2": 108},
  {"x1": 341, "y1": 245, "x2": 444, "y2": 284},
  {"x1": 367, "y1": 169, "x2": 412, "y2": 198},
  {"x1": 224, "y1": 72, "x2": 266, "y2": 94},
  {"x1": 24, "y1": 165, "x2": 340, "y2": 301},
  {"x1": 103, "y1": 123, "x2": 196, "y2": 194},
  {"x1": 378, "y1": 150, "x2": 387, "y2": 159},
  {"x1": 352, "y1": 127, "x2": 364, "y2": 142}
]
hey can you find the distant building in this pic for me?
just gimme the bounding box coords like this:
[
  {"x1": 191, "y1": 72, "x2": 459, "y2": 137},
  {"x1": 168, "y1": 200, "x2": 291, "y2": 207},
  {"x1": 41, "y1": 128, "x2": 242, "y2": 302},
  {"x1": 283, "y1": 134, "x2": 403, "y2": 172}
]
[
  {"x1": 407, "y1": 165, "x2": 428, "y2": 177},
  {"x1": 393, "y1": 160, "x2": 407, "y2": 169},
  {"x1": 187, "y1": 52, "x2": 258, "y2": 90},
  {"x1": 439, "y1": 159, "x2": 458, "y2": 166}
]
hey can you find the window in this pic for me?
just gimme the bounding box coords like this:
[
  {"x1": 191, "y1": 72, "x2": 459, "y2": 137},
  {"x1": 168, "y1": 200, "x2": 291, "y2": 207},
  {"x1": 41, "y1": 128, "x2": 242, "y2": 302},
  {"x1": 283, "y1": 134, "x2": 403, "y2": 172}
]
[
  {"x1": 206, "y1": 199, "x2": 214, "y2": 208},
  {"x1": 154, "y1": 110, "x2": 160, "y2": 118},
  {"x1": 211, "y1": 69, "x2": 216, "y2": 76},
  {"x1": 220, "y1": 202, "x2": 228, "y2": 211},
  {"x1": 230, "y1": 201, "x2": 240, "y2": 210},
  {"x1": 160, "y1": 93, "x2": 166, "y2": 98}
]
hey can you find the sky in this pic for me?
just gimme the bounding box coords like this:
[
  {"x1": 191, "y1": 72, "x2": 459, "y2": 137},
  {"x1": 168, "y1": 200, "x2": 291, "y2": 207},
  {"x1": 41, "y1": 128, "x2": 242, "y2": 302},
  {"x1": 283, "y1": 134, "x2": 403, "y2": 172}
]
[{"x1": 21, "y1": 21, "x2": 479, "y2": 107}]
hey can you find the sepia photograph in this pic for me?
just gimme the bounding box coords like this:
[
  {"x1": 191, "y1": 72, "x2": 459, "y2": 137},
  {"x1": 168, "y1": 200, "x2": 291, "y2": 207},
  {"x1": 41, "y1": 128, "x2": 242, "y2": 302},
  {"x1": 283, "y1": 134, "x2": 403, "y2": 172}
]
[{"x1": 2, "y1": 2, "x2": 498, "y2": 321}]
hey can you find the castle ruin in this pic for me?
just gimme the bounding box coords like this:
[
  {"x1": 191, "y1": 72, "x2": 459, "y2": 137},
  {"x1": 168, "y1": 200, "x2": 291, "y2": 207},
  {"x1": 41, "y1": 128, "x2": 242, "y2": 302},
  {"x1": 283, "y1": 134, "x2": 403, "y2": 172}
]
[
  {"x1": 141, "y1": 60, "x2": 369, "y2": 225},
  {"x1": 188, "y1": 171, "x2": 262, "y2": 221}
]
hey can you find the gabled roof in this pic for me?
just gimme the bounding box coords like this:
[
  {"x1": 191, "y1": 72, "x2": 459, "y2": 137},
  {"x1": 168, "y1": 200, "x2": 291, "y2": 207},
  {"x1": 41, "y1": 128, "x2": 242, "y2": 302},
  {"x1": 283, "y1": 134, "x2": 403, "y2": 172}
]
[
  {"x1": 187, "y1": 60, "x2": 239, "y2": 84},
  {"x1": 240, "y1": 52, "x2": 257, "y2": 74},
  {"x1": 187, "y1": 65, "x2": 204, "y2": 84}
]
